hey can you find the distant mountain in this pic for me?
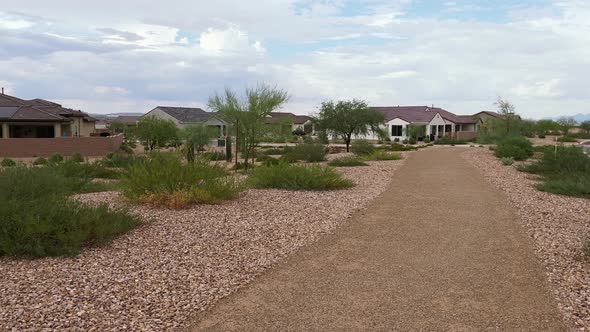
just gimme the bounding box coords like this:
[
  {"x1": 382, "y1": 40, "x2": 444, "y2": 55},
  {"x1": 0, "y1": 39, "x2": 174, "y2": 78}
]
[{"x1": 547, "y1": 113, "x2": 590, "y2": 123}]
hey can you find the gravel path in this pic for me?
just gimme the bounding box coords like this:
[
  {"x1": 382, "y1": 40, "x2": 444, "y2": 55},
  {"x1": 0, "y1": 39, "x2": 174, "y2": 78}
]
[
  {"x1": 463, "y1": 148, "x2": 590, "y2": 330},
  {"x1": 0, "y1": 157, "x2": 405, "y2": 331},
  {"x1": 191, "y1": 147, "x2": 566, "y2": 331}
]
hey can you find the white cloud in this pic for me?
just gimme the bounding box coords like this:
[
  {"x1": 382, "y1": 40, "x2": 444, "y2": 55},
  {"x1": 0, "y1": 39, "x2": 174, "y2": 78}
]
[
  {"x1": 199, "y1": 26, "x2": 264, "y2": 55},
  {"x1": 511, "y1": 79, "x2": 563, "y2": 98},
  {"x1": 94, "y1": 86, "x2": 129, "y2": 95}
]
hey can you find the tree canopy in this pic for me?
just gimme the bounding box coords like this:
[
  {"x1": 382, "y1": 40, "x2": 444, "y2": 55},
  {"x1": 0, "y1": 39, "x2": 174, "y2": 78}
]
[
  {"x1": 314, "y1": 99, "x2": 384, "y2": 152},
  {"x1": 181, "y1": 124, "x2": 215, "y2": 163},
  {"x1": 208, "y1": 84, "x2": 289, "y2": 168},
  {"x1": 135, "y1": 116, "x2": 178, "y2": 151}
]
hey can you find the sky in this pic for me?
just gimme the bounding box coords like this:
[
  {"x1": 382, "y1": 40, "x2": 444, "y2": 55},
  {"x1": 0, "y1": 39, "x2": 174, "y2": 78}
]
[{"x1": 0, "y1": 0, "x2": 589, "y2": 119}]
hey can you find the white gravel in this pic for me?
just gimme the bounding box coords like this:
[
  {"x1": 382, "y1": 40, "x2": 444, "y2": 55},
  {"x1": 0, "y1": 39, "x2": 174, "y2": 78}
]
[
  {"x1": 0, "y1": 155, "x2": 406, "y2": 331},
  {"x1": 463, "y1": 148, "x2": 590, "y2": 331}
]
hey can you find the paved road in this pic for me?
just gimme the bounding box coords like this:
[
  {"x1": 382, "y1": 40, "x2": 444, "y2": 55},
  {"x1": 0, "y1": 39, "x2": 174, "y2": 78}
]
[{"x1": 191, "y1": 147, "x2": 566, "y2": 331}]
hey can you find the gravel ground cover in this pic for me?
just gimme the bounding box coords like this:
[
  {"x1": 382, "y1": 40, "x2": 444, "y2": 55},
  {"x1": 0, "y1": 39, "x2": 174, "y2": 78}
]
[
  {"x1": 463, "y1": 148, "x2": 590, "y2": 330},
  {"x1": 0, "y1": 155, "x2": 406, "y2": 331}
]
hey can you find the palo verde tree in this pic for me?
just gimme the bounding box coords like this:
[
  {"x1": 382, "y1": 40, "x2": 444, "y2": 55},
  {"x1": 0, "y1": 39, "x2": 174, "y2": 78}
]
[
  {"x1": 208, "y1": 84, "x2": 290, "y2": 169},
  {"x1": 580, "y1": 120, "x2": 590, "y2": 134},
  {"x1": 314, "y1": 99, "x2": 384, "y2": 152},
  {"x1": 557, "y1": 116, "x2": 578, "y2": 135},
  {"x1": 181, "y1": 124, "x2": 215, "y2": 163},
  {"x1": 135, "y1": 116, "x2": 178, "y2": 151}
]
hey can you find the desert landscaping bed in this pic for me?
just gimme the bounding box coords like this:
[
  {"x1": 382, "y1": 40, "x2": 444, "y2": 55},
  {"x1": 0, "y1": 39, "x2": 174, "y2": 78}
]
[
  {"x1": 463, "y1": 148, "x2": 590, "y2": 330},
  {"x1": 0, "y1": 155, "x2": 406, "y2": 331}
]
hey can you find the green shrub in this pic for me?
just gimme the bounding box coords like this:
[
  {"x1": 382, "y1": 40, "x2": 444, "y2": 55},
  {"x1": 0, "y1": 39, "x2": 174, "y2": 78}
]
[
  {"x1": 70, "y1": 152, "x2": 84, "y2": 163},
  {"x1": 365, "y1": 150, "x2": 402, "y2": 161},
  {"x1": 256, "y1": 154, "x2": 280, "y2": 166},
  {"x1": 351, "y1": 139, "x2": 376, "y2": 155},
  {"x1": 495, "y1": 136, "x2": 533, "y2": 161},
  {"x1": 423, "y1": 137, "x2": 431, "y2": 143},
  {"x1": 0, "y1": 166, "x2": 139, "y2": 257},
  {"x1": 536, "y1": 173, "x2": 590, "y2": 198},
  {"x1": 434, "y1": 137, "x2": 467, "y2": 145},
  {"x1": 328, "y1": 156, "x2": 368, "y2": 167},
  {"x1": 282, "y1": 143, "x2": 326, "y2": 162},
  {"x1": 33, "y1": 157, "x2": 48, "y2": 166},
  {"x1": 500, "y1": 157, "x2": 515, "y2": 166},
  {"x1": 383, "y1": 143, "x2": 416, "y2": 152},
  {"x1": 249, "y1": 162, "x2": 353, "y2": 191},
  {"x1": 202, "y1": 151, "x2": 226, "y2": 161},
  {"x1": 408, "y1": 137, "x2": 417, "y2": 145},
  {"x1": 52, "y1": 160, "x2": 120, "y2": 179},
  {"x1": 48, "y1": 153, "x2": 64, "y2": 164},
  {"x1": 1, "y1": 159, "x2": 16, "y2": 167},
  {"x1": 100, "y1": 153, "x2": 145, "y2": 168},
  {"x1": 260, "y1": 148, "x2": 286, "y2": 155},
  {"x1": 557, "y1": 135, "x2": 577, "y2": 143},
  {"x1": 120, "y1": 153, "x2": 243, "y2": 208},
  {"x1": 538, "y1": 134, "x2": 546, "y2": 139}
]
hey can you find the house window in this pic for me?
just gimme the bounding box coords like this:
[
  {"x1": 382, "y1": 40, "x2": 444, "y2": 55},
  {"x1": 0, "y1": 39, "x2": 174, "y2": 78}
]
[{"x1": 391, "y1": 125, "x2": 403, "y2": 136}]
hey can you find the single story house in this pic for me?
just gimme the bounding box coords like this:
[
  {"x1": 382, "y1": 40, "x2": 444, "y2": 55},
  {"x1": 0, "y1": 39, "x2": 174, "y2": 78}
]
[
  {"x1": 264, "y1": 112, "x2": 313, "y2": 134},
  {"x1": 360, "y1": 106, "x2": 478, "y2": 141},
  {"x1": 0, "y1": 92, "x2": 96, "y2": 138},
  {"x1": 142, "y1": 106, "x2": 228, "y2": 138}
]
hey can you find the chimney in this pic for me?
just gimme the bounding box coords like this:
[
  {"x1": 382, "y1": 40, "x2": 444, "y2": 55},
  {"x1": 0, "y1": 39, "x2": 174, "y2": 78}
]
[{"x1": 1, "y1": 87, "x2": 4, "y2": 95}]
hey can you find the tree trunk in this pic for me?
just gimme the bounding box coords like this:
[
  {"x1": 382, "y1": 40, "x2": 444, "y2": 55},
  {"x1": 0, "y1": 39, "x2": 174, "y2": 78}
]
[{"x1": 345, "y1": 135, "x2": 351, "y2": 152}]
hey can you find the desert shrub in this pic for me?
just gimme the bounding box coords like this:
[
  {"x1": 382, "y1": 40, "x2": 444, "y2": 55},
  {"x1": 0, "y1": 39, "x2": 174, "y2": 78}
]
[
  {"x1": 408, "y1": 137, "x2": 417, "y2": 145},
  {"x1": 0, "y1": 166, "x2": 139, "y2": 257},
  {"x1": 260, "y1": 148, "x2": 286, "y2": 155},
  {"x1": 120, "y1": 153, "x2": 243, "y2": 208},
  {"x1": 520, "y1": 145, "x2": 590, "y2": 175},
  {"x1": 495, "y1": 136, "x2": 533, "y2": 161},
  {"x1": 538, "y1": 134, "x2": 546, "y2": 139},
  {"x1": 557, "y1": 135, "x2": 577, "y2": 143},
  {"x1": 256, "y1": 154, "x2": 280, "y2": 166},
  {"x1": 282, "y1": 143, "x2": 326, "y2": 162},
  {"x1": 33, "y1": 157, "x2": 48, "y2": 166},
  {"x1": 423, "y1": 137, "x2": 431, "y2": 143},
  {"x1": 202, "y1": 151, "x2": 226, "y2": 161},
  {"x1": 48, "y1": 153, "x2": 64, "y2": 164},
  {"x1": 393, "y1": 138, "x2": 400, "y2": 143},
  {"x1": 434, "y1": 137, "x2": 467, "y2": 145},
  {"x1": 328, "y1": 156, "x2": 368, "y2": 167},
  {"x1": 402, "y1": 139, "x2": 409, "y2": 144},
  {"x1": 70, "y1": 152, "x2": 84, "y2": 163},
  {"x1": 1, "y1": 159, "x2": 16, "y2": 167},
  {"x1": 500, "y1": 157, "x2": 515, "y2": 166},
  {"x1": 383, "y1": 143, "x2": 415, "y2": 152},
  {"x1": 365, "y1": 150, "x2": 402, "y2": 161},
  {"x1": 52, "y1": 160, "x2": 120, "y2": 179},
  {"x1": 351, "y1": 139, "x2": 376, "y2": 156},
  {"x1": 535, "y1": 173, "x2": 590, "y2": 198},
  {"x1": 100, "y1": 153, "x2": 145, "y2": 169},
  {"x1": 249, "y1": 162, "x2": 353, "y2": 191}
]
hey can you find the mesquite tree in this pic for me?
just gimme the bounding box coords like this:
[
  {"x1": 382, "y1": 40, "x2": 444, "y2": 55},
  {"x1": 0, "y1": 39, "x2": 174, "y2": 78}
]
[{"x1": 314, "y1": 99, "x2": 384, "y2": 152}]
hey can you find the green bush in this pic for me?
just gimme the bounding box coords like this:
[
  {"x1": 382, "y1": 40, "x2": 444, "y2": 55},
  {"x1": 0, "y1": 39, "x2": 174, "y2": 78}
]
[
  {"x1": 328, "y1": 156, "x2": 368, "y2": 167},
  {"x1": 260, "y1": 148, "x2": 286, "y2": 155},
  {"x1": 256, "y1": 154, "x2": 280, "y2": 166},
  {"x1": 100, "y1": 153, "x2": 145, "y2": 169},
  {"x1": 382, "y1": 143, "x2": 416, "y2": 152},
  {"x1": 557, "y1": 135, "x2": 577, "y2": 143},
  {"x1": 120, "y1": 153, "x2": 243, "y2": 208},
  {"x1": 538, "y1": 134, "x2": 546, "y2": 139},
  {"x1": 519, "y1": 145, "x2": 590, "y2": 198},
  {"x1": 52, "y1": 160, "x2": 120, "y2": 179},
  {"x1": 434, "y1": 137, "x2": 467, "y2": 145},
  {"x1": 1, "y1": 159, "x2": 16, "y2": 167},
  {"x1": 282, "y1": 143, "x2": 326, "y2": 162},
  {"x1": 351, "y1": 139, "x2": 376, "y2": 155},
  {"x1": 495, "y1": 136, "x2": 533, "y2": 161},
  {"x1": 33, "y1": 157, "x2": 48, "y2": 166},
  {"x1": 249, "y1": 162, "x2": 353, "y2": 191},
  {"x1": 202, "y1": 151, "x2": 226, "y2": 161},
  {"x1": 500, "y1": 157, "x2": 515, "y2": 166},
  {"x1": 408, "y1": 137, "x2": 417, "y2": 145},
  {"x1": 48, "y1": 153, "x2": 64, "y2": 164},
  {"x1": 70, "y1": 152, "x2": 84, "y2": 163},
  {"x1": 365, "y1": 150, "x2": 402, "y2": 161},
  {"x1": 0, "y1": 166, "x2": 139, "y2": 257}
]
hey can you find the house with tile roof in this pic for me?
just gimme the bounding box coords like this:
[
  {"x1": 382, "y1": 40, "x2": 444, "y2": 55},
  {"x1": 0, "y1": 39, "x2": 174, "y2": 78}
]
[
  {"x1": 0, "y1": 92, "x2": 96, "y2": 138},
  {"x1": 142, "y1": 106, "x2": 228, "y2": 138},
  {"x1": 264, "y1": 112, "x2": 313, "y2": 134},
  {"x1": 364, "y1": 106, "x2": 478, "y2": 141}
]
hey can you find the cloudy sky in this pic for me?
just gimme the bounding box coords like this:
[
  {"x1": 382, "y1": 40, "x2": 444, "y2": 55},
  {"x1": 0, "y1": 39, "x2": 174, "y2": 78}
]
[{"x1": 1, "y1": 0, "x2": 589, "y2": 118}]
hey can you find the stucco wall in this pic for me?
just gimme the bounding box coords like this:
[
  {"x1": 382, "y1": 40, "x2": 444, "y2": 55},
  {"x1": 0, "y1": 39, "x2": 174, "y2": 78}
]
[{"x1": 0, "y1": 134, "x2": 124, "y2": 157}]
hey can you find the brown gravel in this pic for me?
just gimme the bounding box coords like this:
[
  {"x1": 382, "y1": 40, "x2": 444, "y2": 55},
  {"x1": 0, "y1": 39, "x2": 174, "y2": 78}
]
[
  {"x1": 463, "y1": 148, "x2": 590, "y2": 331},
  {"x1": 0, "y1": 155, "x2": 405, "y2": 331}
]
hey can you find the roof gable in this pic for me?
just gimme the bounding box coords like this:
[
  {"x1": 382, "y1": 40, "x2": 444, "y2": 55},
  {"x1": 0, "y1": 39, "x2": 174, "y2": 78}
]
[{"x1": 155, "y1": 106, "x2": 213, "y2": 123}]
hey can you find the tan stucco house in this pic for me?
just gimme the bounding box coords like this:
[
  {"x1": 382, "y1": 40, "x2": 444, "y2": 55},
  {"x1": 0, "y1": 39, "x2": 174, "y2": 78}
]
[
  {"x1": 0, "y1": 92, "x2": 96, "y2": 138},
  {"x1": 142, "y1": 106, "x2": 228, "y2": 138}
]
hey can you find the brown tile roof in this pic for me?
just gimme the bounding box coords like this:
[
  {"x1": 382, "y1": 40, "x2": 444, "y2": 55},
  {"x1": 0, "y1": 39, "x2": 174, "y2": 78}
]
[
  {"x1": 0, "y1": 93, "x2": 94, "y2": 122},
  {"x1": 9, "y1": 106, "x2": 65, "y2": 122},
  {"x1": 264, "y1": 112, "x2": 312, "y2": 125},
  {"x1": 112, "y1": 115, "x2": 140, "y2": 125},
  {"x1": 372, "y1": 106, "x2": 476, "y2": 124},
  {"x1": 293, "y1": 115, "x2": 312, "y2": 124},
  {"x1": 154, "y1": 106, "x2": 215, "y2": 123}
]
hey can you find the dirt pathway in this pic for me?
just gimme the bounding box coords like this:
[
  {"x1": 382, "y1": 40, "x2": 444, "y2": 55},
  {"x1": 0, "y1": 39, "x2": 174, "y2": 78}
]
[{"x1": 191, "y1": 147, "x2": 566, "y2": 331}]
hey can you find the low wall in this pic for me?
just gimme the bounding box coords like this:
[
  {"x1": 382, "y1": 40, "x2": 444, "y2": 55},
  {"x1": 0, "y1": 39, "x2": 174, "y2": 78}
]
[
  {"x1": 0, "y1": 134, "x2": 124, "y2": 158},
  {"x1": 456, "y1": 131, "x2": 477, "y2": 141}
]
